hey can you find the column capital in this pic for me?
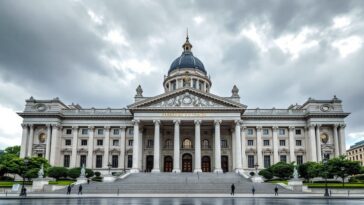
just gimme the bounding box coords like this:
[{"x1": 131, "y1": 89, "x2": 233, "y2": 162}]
[
  {"x1": 194, "y1": 120, "x2": 202, "y2": 125},
  {"x1": 104, "y1": 126, "x2": 111, "y2": 130},
  {"x1": 120, "y1": 126, "x2": 126, "y2": 130},
  {"x1": 234, "y1": 120, "x2": 241, "y2": 125},
  {"x1": 72, "y1": 125, "x2": 78, "y2": 130},
  {"x1": 339, "y1": 124, "x2": 346, "y2": 128},
  {"x1": 333, "y1": 124, "x2": 339, "y2": 129},
  {"x1": 153, "y1": 120, "x2": 161, "y2": 125},
  {"x1": 52, "y1": 124, "x2": 61, "y2": 130},
  {"x1": 29, "y1": 124, "x2": 34, "y2": 128},
  {"x1": 46, "y1": 124, "x2": 51, "y2": 129},
  {"x1": 289, "y1": 126, "x2": 295, "y2": 131},
  {"x1": 214, "y1": 120, "x2": 222, "y2": 125},
  {"x1": 241, "y1": 126, "x2": 247, "y2": 130},
  {"x1": 88, "y1": 125, "x2": 95, "y2": 130},
  {"x1": 173, "y1": 120, "x2": 180, "y2": 125},
  {"x1": 256, "y1": 126, "x2": 262, "y2": 131},
  {"x1": 132, "y1": 119, "x2": 140, "y2": 125},
  {"x1": 308, "y1": 124, "x2": 315, "y2": 128},
  {"x1": 316, "y1": 124, "x2": 321, "y2": 128},
  {"x1": 21, "y1": 123, "x2": 28, "y2": 129},
  {"x1": 272, "y1": 126, "x2": 279, "y2": 130}
]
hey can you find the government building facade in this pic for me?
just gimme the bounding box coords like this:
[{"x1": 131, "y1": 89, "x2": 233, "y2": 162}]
[{"x1": 18, "y1": 36, "x2": 349, "y2": 174}]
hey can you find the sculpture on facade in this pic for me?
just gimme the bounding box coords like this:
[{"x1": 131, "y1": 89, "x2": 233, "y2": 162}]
[
  {"x1": 80, "y1": 164, "x2": 86, "y2": 178},
  {"x1": 38, "y1": 163, "x2": 44, "y2": 178}
]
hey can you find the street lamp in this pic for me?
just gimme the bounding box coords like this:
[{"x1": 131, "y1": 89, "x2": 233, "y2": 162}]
[
  {"x1": 323, "y1": 158, "x2": 329, "y2": 197},
  {"x1": 254, "y1": 163, "x2": 259, "y2": 176},
  {"x1": 341, "y1": 167, "x2": 345, "y2": 187},
  {"x1": 320, "y1": 134, "x2": 329, "y2": 197},
  {"x1": 20, "y1": 158, "x2": 29, "y2": 197},
  {"x1": 107, "y1": 162, "x2": 112, "y2": 175}
]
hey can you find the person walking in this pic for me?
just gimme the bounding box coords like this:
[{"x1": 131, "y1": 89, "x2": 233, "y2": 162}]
[
  {"x1": 274, "y1": 185, "x2": 278, "y2": 196},
  {"x1": 230, "y1": 183, "x2": 235, "y2": 196},
  {"x1": 252, "y1": 186, "x2": 255, "y2": 196},
  {"x1": 87, "y1": 179, "x2": 90, "y2": 184},
  {"x1": 67, "y1": 185, "x2": 72, "y2": 195},
  {"x1": 78, "y1": 185, "x2": 83, "y2": 195}
]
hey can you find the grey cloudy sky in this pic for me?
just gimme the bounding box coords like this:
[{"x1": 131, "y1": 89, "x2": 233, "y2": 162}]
[{"x1": 0, "y1": 0, "x2": 363, "y2": 149}]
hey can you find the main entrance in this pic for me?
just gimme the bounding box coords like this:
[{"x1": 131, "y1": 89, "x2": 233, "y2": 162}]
[
  {"x1": 201, "y1": 156, "x2": 211, "y2": 172},
  {"x1": 146, "y1": 155, "x2": 153, "y2": 172},
  {"x1": 182, "y1": 153, "x2": 192, "y2": 172},
  {"x1": 222, "y1": 156, "x2": 228, "y2": 172},
  {"x1": 164, "y1": 156, "x2": 173, "y2": 172}
]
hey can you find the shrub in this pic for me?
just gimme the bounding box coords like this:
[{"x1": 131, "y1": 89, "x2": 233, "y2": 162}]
[
  {"x1": 48, "y1": 167, "x2": 68, "y2": 180},
  {"x1": 259, "y1": 169, "x2": 273, "y2": 180},
  {"x1": 92, "y1": 176, "x2": 102, "y2": 182},
  {"x1": 271, "y1": 162, "x2": 294, "y2": 179},
  {"x1": 249, "y1": 172, "x2": 255, "y2": 177},
  {"x1": 95, "y1": 171, "x2": 101, "y2": 177},
  {"x1": 0, "y1": 176, "x2": 14, "y2": 181},
  {"x1": 25, "y1": 168, "x2": 39, "y2": 179},
  {"x1": 68, "y1": 168, "x2": 94, "y2": 179}
]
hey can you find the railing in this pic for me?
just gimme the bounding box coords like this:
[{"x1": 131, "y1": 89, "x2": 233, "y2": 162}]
[
  {"x1": 244, "y1": 109, "x2": 307, "y2": 115},
  {"x1": 61, "y1": 108, "x2": 131, "y2": 116}
]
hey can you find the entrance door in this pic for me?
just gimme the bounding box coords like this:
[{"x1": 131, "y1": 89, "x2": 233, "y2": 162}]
[
  {"x1": 221, "y1": 156, "x2": 228, "y2": 172},
  {"x1": 164, "y1": 156, "x2": 173, "y2": 172},
  {"x1": 146, "y1": 155, "x2": 153, "y2": 172},
  {"x1": 182, "y1": 153, "x2": 192, "y2": 172},
  {"x1": 201, "y1": 156, "x2": 211, "y2": 172}
]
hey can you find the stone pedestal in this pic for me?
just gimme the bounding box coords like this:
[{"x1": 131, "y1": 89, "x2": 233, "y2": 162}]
[
  {"x1": 288, "y1": 179, "x2": 303, "y2": 191},
  {"x1": 32, "y1": 178, "x2": 49, "y2": 191},
  {"x1": 251, "y1": 176, "x2": 264, "y2": 183},
  {"x1": 102, "y1": 175, "x2": 116, "y2": 183},
  {"x1": 76, "y1": 177, "x2": 87, "y2": 185}
]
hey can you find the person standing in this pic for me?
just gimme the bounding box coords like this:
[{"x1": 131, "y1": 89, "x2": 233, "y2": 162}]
[
  {"x1": 67, "y1": 185, "x2": 72, "y2": 195},
  {"x1": 78, "y1": 185, "x2": 83, "y2": 195},
  {"x1": 274, "y1": 185, "x2": 278, "y2": 196},
  {"x1": 252, "y1": 186, "x2": 255, "y2": 196},
  {"x1": 231, "y1": 183, "x2": 235, "y2": 196}
]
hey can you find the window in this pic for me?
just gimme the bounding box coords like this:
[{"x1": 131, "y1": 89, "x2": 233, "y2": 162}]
[
  {"x1": 66, "y1": 129, "x2": 72, "y2": 135},
  {"x1": 297, "y1": 155, "x2": 303, "y2": 165},
  {"x1": 80, "y1": 155, "x2": 87, "y2": 167},
  {"x1": 128, "y1": 140, "x2": 133, "y2": 146},
  {"x1": 279, "y1": 128, "x2": 285, "y2": 135},
  {"x1": 165, "y1": 139, "x2": 172, "y2": 148},
  {"x1": 64, "y1": 155, "x2": 70, "y2": 167},
  {"x1": 247, "y1": 128, "x2": 254, "y2": 135},
  {"x1": 280, "y1": 155, "x2": 287, "y2": 163},
  {"x1": 172, "y1": 81, "x2": 176, "y2": 90},
  {"x1": 98, "y1": 129, "x2": 104, "y2": 135},
  {"x1": 263, "y1": 140, "x2": 270, "y2": 146},
  {"x1": 97, "y1": 139, "x2": 103, "y2": 146},
  {"x1": 81, "y1": 128, "x2": 88, "y2": 135},
  {"x1": 263, "y1": 128, "x2": 269, "y2": 135},
  {"x1": 199, "y1": 81, "x2": 203, "y2": 90},
  {"x1": 127, "y1": 155, "x2": 132, "y2": 168},
  {"x1": 192, "y1": 79, "x2": 197, "y2": 88},
  {"x1": 202, "y1": 139, "x2": 209, "y2": 149},
  {"x1": 264, "y1": 155, "x2": 271, "y2": 168},
  {"x1": 65, "y1": 139, "x2": 71, "y2": 146},
  {"x1": 128, "y1": 128, "x2": 134, "y2": 135},
  {"x1": 113, "y1": 129, "x2": 120, "y2": 135},
  {"x1": 113, "y1": 140, "x2": 119, "y2": 146},
  {"x1": 112, "y1": 155, "x2": 118, "y2": 168},
  {"x1": 96, "y1": 155, "x2": 103, "y2": 168},
  {"x1": 81, "y1": 139, "x2": 87, "y2": 146},
  {"x1": 147, "y1": 139, "x2": 154, "y2": 148},
  {"x1": 295, "y1": 129, "x2": 302, "y2": 135},
  {"x1": 221, "y1": 139, "x2": 228, "y2": 148},
  {"x1": 296, "y1": 140, "x2": 302, "y2": 146},
  {"x1": 279, "y1": 140, "x2": 286, "y2": 146},
  {"x1": 248, "y1": 155, "x2": 255, "y2": 168},
  {"x1": 248, "y1": 140, "x2": 254, "y2": 146},
  {"x1": 182, "y1": 139, "x2": 192, "y2": 149}
]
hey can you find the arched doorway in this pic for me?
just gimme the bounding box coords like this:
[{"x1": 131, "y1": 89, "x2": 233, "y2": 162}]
[
  {"x1": 164, "y1": 156, "x2": 173, "y2": 172},
  {"x1": 221, "y1": 156, "x2": 228, "y2": 172},
  {"x1": 146, "y1": 155, "x2": 153, "y2": 172},
  {"x1": 201, "y1": 156, "x2": 211, "y2": 172},
  {"x1": 182, "y1": 153, "x2": 193, "y2": 172}
]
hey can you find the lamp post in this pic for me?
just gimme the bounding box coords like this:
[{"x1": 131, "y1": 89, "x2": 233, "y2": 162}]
[
  {"x1": 254, "y1": 163, "x2": 259, "y2": 176},
  {"x1": 323, "y1": 158, "x2": 329, "y2": 197},
  {"x1": 20, "y1": 158, "x2": 29, "y2": 197},
  {"x1": 107, "y1": 162, "x2": 112, "y2": 175},
  {"x1": 341, "y1": 167, "x2": 345, "y2": 187},
  {"x1": 320, "y1": 134, "x2": 329, "y2": 197}
]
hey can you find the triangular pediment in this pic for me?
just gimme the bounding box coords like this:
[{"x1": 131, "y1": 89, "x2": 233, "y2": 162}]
[{"x1": 128, "y1": 88, "x2": 246, "y2": 111}]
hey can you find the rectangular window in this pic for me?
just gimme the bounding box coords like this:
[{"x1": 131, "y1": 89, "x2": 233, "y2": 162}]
[
  {"x1": 263, "y1": 140, "x2": 270, "y2": 146},
  {"x1": 297, "y1": 155, "x2": 303, "y2": 165},
  {"x1": 248, "y1": 140, "x2": 254, "y2": 146},
  {"x1": 147, "y1": 139, "x2": 153, "y2": 148},
  {"x1": 98, "y1": 129, "x2": 104, "y2": 135},
  {"x1": 296, "y1": 140, "x2": 302, "y2": 146},
  {"x1": 248, "y1": 155, "x2": 255, "y2": 168},
  {"x1": 295, "y1": 129, "x2": 302, "y2": 135},
  {"x1": 221, "y1": 139, "x2": 228, "y2": 148},
  {"x1": 127, "y1": 155, "x2": 133, "y2": 168},
  {"x1": 81, "y1": 139, "x2": 87, "y2": 146},
  {"x1": 264, "y1": 155, "x2": 271, "y2": 168},
  {"x1": 279, "y1": 128, "x2": 285, "y2": 135},
  {"x1": 96, "y1": 155, "x2": 103, "y2": 168},
  {"x1": 97, "y1": 139, "x2": 103, "y2": 146},
  {"x1": 247, "y1": 128, "x2": 254, "y2": 135},
  {"x1": 128, "y1": 128, "x2": 134, "y2": 135},
  {"x1": 263, "y1": 128, "x2": 269, "y2": 135},
  {"x1": 80, "y1": 155, "x2": 87, "y2": 167},
  {"x1": 128, "y1": 140, "x2": 133, "y2": 146},
  {"x1": 192, "y1": 79, "x2": 197, "y2": 88},
  {"x1": 113, "y1": 140, "x2": 119, "y2": 146},
  {"x1": 64, "y1": 155, "x2": 70, "y2": 167},
  {"x1": 113, "y1": 129, "x2": 120, "y2": 135},
  {"x1": 65, "y1": 139, "x2": 72, "y2": 146},
  {"x1": 81, "y1": 128, "x2": 88, "y2": 135},
  {"x1": 66, "y1": 129, "x2": 72, "y2": 135},
  {"x1": 279, "y1": 140, "x2": 286, "y2": 146},
  {"x1": 280, "y1": 155, "x2": 287, "y2": 163},
  {"x1": 112, "y1": 155, "x2": 118, "y2": 168}
]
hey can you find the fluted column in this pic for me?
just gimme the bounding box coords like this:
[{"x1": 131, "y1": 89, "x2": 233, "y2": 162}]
[
  {"x1": 70, "y1": 126, "x2": 78, "y2": 167},
  {"x1": 333, "y1": 124, "x2": 339, "y2": 157},
  {"x1": 272, "y1": 126, "x2": 279, "y2": 164},
  {"x1": 87, "y1": 126, "x2": 95, "y2": 169},
  {"x1": 256, "y1": 126, "x2": 263, "y2": 169},
  {"x1": 308, "y1": 124, "x2": 317, "y2": 161},
  {"x1": 27, "y1": 125, "x2": 34, "y2": 157},
  {"x1": 172, "y1": 120, "x2": 181, "y2": 173},
  {"x1": 235, "y1": 120, "x2": 242, "y2": 172},
  {"x1": 214, "y1": 120, "x2": 223, "y2": 173},
  {"x1": 131, "y1": 120, "x2": 140, "y2": 173},
  {"x1": 119, "y1": 127, "x2": 126, "y2": 170},
  {"x1": 103, "y1": 126, "x2": 111, "y2": 169},
  {"x1": 289, "y1": 126, "x2": 295, "y2": 163},
  {"x1": 241, "y1": 126, "x2": 247, "y2": 169},
  {"x1": 152, "y1": 120, "x2": 161, "y2": 173},
  {"x1": 45, "y1": 124, "x2": 52, "y2": 160},
  {"x1": 194, "y1": 120, "x2": 202, "y2": 173},
  {"x1": 339, "y1": 124, "x2": 346, "y2": 155},
  {"x1": 316, "y1": 124, "x2": 322, "y2": 162},
  {"x1": 50, "y1": 124, "x2": 60, "y2": 166},
  {"x1": 20, "y1": 124, "x2": 28, "y2": 158}
]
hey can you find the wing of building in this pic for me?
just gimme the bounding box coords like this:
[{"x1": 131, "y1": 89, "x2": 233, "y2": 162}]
[{"x1": 18, "y1": 35, "x2": 350, "y2": 174}]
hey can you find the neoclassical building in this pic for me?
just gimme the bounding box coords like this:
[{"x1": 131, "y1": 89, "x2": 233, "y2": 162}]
[{"x1": 18, "y1": 36, "x2": 349, "y2": 174}]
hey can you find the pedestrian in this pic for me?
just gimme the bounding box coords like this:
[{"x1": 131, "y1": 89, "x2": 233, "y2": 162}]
[
  {"x1": 78, "y1": 185, "x2": 83, "y2": 195},
  {"x1": 87, "y1": 179, "x2": 90, "y2": 184},
  {"x1": 231, "y1": 183, "x2": 235, "y2": 196},
  {"x1": 274, "y1": 185, "x2": 278, "y2": 196},
  {"x1": 252, "y1": 186, "x2": 255, "y2": 196},
  {"x1": 24, "y1": 187, "x2": 27, "y2": 197},
  {"x1": 329, "y1": 189, "x2": 332, "y2": 196},
  {"x1": 67, "y1": 184, "x2": 72, "y2": 195}
]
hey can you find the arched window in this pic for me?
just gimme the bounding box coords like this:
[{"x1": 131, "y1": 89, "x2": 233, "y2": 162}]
[
  {"x1": 182, "y1": 138, "x2": 192, "y2": 149},
  {"x1": 165, "y1": 139, "x2": 173, "y2": 148},
  {"x1": 202, "y1": 139, "x2": 209, "y2": 149}
]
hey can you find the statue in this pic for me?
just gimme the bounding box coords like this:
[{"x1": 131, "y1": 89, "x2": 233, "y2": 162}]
[
  {"x1": 38, "y1": 164, "x2": 44, "y2": 178},
  {"x1": 293, "y1": 165, "x2": 299, "y2": 180},
  {"x1": 80, "y1": 164, "x2": 86, "y2": 178}
]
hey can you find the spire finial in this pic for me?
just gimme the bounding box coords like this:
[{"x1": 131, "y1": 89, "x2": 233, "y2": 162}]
[
  {"x1": 186, "y1": 28, "x2": 189, "y2": 40},
  {"x1": 183, "y1": 29, "x2": 192, "y2": 52}
]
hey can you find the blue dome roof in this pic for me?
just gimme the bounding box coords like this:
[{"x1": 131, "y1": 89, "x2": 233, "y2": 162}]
[{"x1": 168, "y1": 51, "x2": 206, "y2": 74}]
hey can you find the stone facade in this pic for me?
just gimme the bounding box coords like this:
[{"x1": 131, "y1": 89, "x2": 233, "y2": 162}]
[{"x1": 347, "y1": 140, "x2": 364, "y2": 166}]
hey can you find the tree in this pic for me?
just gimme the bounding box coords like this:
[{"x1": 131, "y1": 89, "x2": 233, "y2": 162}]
[
  {"x1": 4, "y1": 146, "x2": 21, "y2": 156},
  {"x1": 259, "y1": 169, "x2": 273, "y2": 180},
  {"x1": 270, "y1": 162, "x2": 294, "y2": 179},
  {"x1": 25, "y1": 168, "x2": 39, "y2": 180},
  {"x1": 328, "y1": 156, "x2": 361, "y2": 186},
  {"x1": 48, "y1": 167, "x2": 68, "y2": 180},
  {"x1": 298, "y1": 162, "x2": 321, "y2": 182}
]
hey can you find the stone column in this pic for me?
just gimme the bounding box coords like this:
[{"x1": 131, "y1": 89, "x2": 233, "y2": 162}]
[
  {"x1": 71, "y1": 126, "x2": 78, "y2": 167},
  {"x1": 308, "y1": 125, "x2": 317, "y2": 161},
  {"x1": 333, "y1": 124, "x2": 339, "y2": 157},
  {"x1": 241, "y1": 126, "x2": 247, "y2": 169},
  {"x1": 289, "y1": 126, "x2": 295, "y2": 163},
  {"x1": 339, "y1": 124, "x2": 346, "y2": 155},
  {"x1": 152, "y1": 120, "x2": 161, "y2": 173},
  {"x1": 214, "y1": 120, "x2": 223, "y2": 173},
  {"x1": 120, "y1": 127, "x2": 126, "y2": 170},
  {"x1": 172, "y1": 120, "x2": 181, "y2": 173},
  {"x1": 272, "y1": 126, "x2": 279, "y2": 164},
  {"x1": 87, "y1": 126, "x2": 95, "y2": 169},
  {"x1": 50, "y1": 125, "x2": 60, "y2": 166},
  {"x1": 27, "y1": 124, "x2": 34, "y2": 157},
  {"x1": 235, "y1": 120, "x2": 243, "y2": 172},
  {"x1": 256, "y1": 126, "x2": 263, "y2": 169},
  {"x1": 316, "y1": 124, "x2": 322, "y2": 162},
  {"x1": 103, "y1": 126, "x2": 111, "y2": 169},
  {"x1": 194, "y1": 120, "x2": 202, "y2": 173},
  {"x1": 20, "y1": 124, "x2": 28, "y2": 158},
  {"x1": 131, "y1": 120, "x2": 140, "y2": 173},
  {"x1": 45, "y1": 124, "x2": 52, "y2": 161}
]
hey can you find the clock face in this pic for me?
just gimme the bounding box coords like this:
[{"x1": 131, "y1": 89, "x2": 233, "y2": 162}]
[
  {"x1": 320, "y1": 104, "x2": 330, "y2": 112},
  {"x1": 35, "y1": 104, "x2": 47, "y2": 112}
]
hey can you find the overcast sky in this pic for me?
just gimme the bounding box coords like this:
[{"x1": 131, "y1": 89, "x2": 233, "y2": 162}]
[{"x1": 0, "y1": 0, "x2": 363, "y2": 150}]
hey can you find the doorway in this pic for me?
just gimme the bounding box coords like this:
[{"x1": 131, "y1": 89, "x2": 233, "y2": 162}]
[
  {"x1": 201, "y1": 156, "x2": 211, "y2": 172},
  {"x1": 182, "y1": 153, "x2": 193, "y2": 172},
  {"x1": 146, "y1": 155, "x2": 153, "y2": 172},
  {"x1": 164, "y1": 156, "x2": 173, "y2": 172},
  {"x1": 221, "y1": 156, "x2": 228, "y2": 172}
]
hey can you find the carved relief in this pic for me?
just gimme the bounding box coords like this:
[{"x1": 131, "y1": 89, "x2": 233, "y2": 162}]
[{"x1": 149, "y1": 92, "x2": 225, "y2": 108}]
